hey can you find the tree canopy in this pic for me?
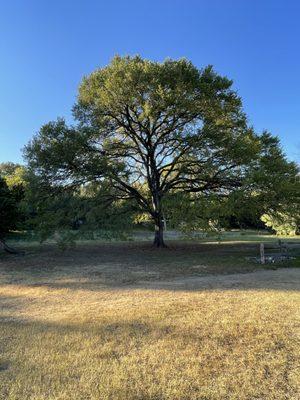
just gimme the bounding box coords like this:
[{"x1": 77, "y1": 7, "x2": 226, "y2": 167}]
[{"x1": 24, "y1": 56, "x2": 299, "y2": 246}]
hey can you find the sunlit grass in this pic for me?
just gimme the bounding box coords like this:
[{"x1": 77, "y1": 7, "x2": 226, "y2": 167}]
[{"x1": 1, "y1": 287, "x2": 299, "y2": 399}]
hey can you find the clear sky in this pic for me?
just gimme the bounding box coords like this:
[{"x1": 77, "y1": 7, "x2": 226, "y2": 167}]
[{"x1": 0, "y1": 0, "x2": 299, "y2": 164}]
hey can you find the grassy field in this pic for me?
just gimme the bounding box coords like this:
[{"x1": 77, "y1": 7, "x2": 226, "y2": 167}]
[{"x1": 0, "y1": 237, "x2": 299, "y2": 399}]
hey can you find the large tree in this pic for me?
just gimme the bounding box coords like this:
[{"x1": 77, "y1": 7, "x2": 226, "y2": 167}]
[{"x1": 24, "y1": 56, "x2": 298, "y2": 246}]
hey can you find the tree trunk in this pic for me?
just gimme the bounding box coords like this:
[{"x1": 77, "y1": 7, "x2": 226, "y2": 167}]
[
  {"x1": 151, "y1": 186, "x2": 166, "y2": 247},
  {"x1": 153, "y1": 220, "x2": 166, "y2": 248}
]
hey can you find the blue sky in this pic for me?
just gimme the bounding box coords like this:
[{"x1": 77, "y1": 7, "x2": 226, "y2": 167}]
[{"x1": 0, "y1": 0, "x2": 299, "y2": 163}]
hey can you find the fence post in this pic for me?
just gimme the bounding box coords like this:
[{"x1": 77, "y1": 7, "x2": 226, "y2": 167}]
[{"x1": 260, "y1": 243, "x2": 265, "y2": 264}]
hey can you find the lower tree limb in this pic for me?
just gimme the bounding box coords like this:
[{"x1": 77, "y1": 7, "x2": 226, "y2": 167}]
[{"x1": 0, "y1": 238, "x2": 24, "y2": 255}]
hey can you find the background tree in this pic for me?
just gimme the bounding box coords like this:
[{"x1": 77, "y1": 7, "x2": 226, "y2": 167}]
[
  {"x1": 261, "y1": 212, "x2": 299, "y2": 235},
  {"x1": 0, "y1": 176, "x2": 22, "y2": 252},
  {"x1": 25, "y1": 56, "x2": 299, "y2": 247},
  {"x1": 0, "y1": 162, "x2": 30, "y2": 232},
  {"x1": 0, "y1": 162, "x2": 26, "y2": 202}
]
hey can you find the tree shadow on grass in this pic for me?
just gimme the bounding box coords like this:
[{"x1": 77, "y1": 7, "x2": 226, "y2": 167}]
[{"x1": 0, "y1": 241, "x2": 299, "y2": 292}]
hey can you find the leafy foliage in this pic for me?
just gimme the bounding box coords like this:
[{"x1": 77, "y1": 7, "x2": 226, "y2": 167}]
[
  {"x1": 261, "y1": 212, "x2": 299, "y2": 235},
  {"x1": 0, "y1": 162, "x2": 27, "y2": 188},
  {"x1": 23, "y1": 170, "x2": 135, "y2": 245},
  {"x1": 0, "y1": 176, "x2": 19, "y2": 238}
]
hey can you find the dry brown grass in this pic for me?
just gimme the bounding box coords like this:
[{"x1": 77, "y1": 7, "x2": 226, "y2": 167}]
[{"x1": 0, "y1": 242, "x2": 299, "y2": 399}]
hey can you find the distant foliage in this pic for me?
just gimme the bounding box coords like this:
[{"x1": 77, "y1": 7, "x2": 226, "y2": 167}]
[
  {"x1": 261, "y1": 212, "x2": 299, "y2": 236},
  {"x1": 0, "y1": 162, "x2": 27, "y2": 188},
  {"x1": 0, "y1": 163, "x2": 29, "y2": 237},
  {"x1": 0, "y1": 176, "x2": 19, "y2": 238}
]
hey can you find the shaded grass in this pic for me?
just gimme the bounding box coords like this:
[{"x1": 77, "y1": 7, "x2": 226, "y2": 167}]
[
  {"x1": 1, "y1": 238, "x2": 299, "y2": 288},
  {"x1": 0, "y1": 241, "x2": 278, "y2": 288}
]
